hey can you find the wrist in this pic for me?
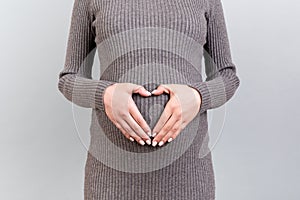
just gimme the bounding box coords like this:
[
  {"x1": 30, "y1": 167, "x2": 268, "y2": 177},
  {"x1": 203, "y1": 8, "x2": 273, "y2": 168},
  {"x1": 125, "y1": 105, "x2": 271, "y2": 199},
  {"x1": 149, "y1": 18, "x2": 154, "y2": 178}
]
[{"x1": 187, "y1": 85, "x2": 202, "y2": 112}]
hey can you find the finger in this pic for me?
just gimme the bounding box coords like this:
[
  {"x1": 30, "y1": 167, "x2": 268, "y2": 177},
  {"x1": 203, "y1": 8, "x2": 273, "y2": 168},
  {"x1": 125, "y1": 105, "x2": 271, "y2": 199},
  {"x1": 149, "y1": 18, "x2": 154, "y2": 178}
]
[
  {"x1": 161, "y1": 119, "x2": 183, "y2": 144},
  {"x1": 114, "y1": 121, "x2": 135, "y2": 142},
  {"x1": 128, "y1": 101, "x2": 152, "y2": 137},
  {"x1": 151, "y1": 101, "x2": 173, "y2": 138},
  {"x1": 123, "y1": 114, "x2": 152, "y2": 145},
  {"x1": 118, "y1": 119, "x2": 146, "y2": 145},
  {"x1": 152, "y1": 112, "x2": 181, "y2": 147},
  {"x1": 132, "y1": 86, "x2": 152, "y2": 97},
  {"x1": 151, "y1": 84, "x2": 170, "y2": 95}
]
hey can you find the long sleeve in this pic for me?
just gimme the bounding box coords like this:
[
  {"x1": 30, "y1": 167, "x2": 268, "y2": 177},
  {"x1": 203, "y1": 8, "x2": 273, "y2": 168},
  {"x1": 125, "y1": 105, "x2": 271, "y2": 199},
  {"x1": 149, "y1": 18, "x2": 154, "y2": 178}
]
[
  {"x1": 187, "y1": 0, "x2": 240, "y2": 114},
  {"x1": 57, "y1": 0, "x2": 117, "y2": 111}
]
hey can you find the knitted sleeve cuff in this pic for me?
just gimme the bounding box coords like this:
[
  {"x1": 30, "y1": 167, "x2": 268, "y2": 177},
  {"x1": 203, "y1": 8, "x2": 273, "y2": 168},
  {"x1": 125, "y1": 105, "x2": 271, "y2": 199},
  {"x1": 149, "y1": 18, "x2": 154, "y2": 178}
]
[{"x1": 58, "y1": 73, "x2": 117, "y2": 112}]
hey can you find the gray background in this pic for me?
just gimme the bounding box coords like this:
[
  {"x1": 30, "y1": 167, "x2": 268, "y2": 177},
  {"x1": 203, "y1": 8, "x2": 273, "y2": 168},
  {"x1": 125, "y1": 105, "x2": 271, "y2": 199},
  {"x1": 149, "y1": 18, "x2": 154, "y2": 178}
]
[{"x1": 0, "y1": 0, "x2": 299, "y2": 199}]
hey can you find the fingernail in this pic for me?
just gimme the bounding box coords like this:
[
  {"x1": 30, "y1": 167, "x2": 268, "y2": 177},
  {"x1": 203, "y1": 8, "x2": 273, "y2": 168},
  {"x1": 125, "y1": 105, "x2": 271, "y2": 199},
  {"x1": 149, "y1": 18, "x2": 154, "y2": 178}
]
[
  {"x1": 158, "y1": 141, "x2": 164, "y2": 146},
  {"x1": 146, "y1": 139, "x2": 151, "y2": 145},
  {"x1": 151, "y1": 89, "x2": 157, "y2": 94},
  {"x1": 168, "y1": 138, "x2": 173, "y2": 143},
  {"x1": 152, "y1": 141, "x2": 157, "y2": 147},
  {"x1": 139, "y1": 140, "x2": 145, "y2": 145},
  {"x1": 146, "y1": 91, "x2": 152, "y2": 96},
  {"x1": 129, "y1": 137, "x2": 134, "y2": 142},
  {"x1": 147, "y1": 131, "x2": 152, "y2": 137},
  {"x1": 152, "y1": 132, "x2": 157, "y2": 137}
]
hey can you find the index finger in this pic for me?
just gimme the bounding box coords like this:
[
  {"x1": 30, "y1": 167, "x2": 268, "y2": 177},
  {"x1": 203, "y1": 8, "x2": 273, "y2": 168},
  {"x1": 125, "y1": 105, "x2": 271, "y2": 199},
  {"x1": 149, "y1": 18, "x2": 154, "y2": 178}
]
[
  {"x1": 151, "y1": 101, "x2": 172, "y2": 137},
  {"x1": 129, "y1": 100, "x2": 152, "y2": 137}
]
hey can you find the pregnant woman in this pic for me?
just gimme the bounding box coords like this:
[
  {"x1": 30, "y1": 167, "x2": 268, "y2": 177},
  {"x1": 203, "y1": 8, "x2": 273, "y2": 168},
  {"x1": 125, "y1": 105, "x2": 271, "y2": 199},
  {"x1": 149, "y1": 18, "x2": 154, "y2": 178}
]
[{"x1": 57, "y1": 0, "x2": 240, "y2": 199}]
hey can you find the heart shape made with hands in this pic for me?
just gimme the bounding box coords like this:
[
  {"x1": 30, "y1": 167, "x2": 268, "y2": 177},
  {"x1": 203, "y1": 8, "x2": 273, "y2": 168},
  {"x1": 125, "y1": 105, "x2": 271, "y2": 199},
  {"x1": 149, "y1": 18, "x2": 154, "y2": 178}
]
[{"x1": 104, "y1": 82, "x2": 201, "y2": 147}]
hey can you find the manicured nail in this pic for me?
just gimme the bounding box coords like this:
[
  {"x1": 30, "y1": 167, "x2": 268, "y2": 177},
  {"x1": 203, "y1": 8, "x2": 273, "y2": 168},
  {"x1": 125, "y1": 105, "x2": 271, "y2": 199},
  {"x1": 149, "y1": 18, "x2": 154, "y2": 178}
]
[
  {"x1": 129, "y1": 137, "x2": 134, "y2": 142},
  {"x1": 168, "y1": 138, "x2": 173, "y2": 143},
  {"x1": 139, "y1": 140, "x2": 145, "y2": 145},
  {"x1": 147, "y1": 131, "x2": 152, "y2": 137},
  {"x1": 152, "y1": 141, "x2": 158, "y2": 147},
  {"x1": 146, "y1": 91, "x2": 152, "y2": 96},
  {"x1": 151, "y1": 89, "x2": 157, "y2": 94},
  {"x1": 158, "y1": 141, "x2": 164, "y2": 146},
  {"x1": 152, "y1": 132, "x2": 157, "y2": 137},
  {"x1": 146, "y1": 139, "x2": 151, "y2": 145}
]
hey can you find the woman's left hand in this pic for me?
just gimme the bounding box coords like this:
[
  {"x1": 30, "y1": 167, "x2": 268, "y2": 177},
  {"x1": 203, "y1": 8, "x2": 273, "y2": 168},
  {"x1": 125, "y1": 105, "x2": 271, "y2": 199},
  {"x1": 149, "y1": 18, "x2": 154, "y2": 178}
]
[{"x1": 150, "y1": 84, "x2": 202, "y2": 147}]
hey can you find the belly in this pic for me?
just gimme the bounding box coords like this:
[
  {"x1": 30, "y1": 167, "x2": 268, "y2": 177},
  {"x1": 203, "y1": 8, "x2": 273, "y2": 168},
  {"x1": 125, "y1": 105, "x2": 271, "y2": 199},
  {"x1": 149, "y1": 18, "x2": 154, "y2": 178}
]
[{"x1": 88, "y1": 81, "x2": 207, "y2": 173}]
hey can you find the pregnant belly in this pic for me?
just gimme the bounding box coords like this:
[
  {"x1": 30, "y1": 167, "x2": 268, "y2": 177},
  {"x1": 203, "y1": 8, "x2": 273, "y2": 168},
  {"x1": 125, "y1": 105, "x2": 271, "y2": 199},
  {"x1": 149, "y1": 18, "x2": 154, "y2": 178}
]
[{"x1": 89, "y1": 80, "x2": 205, "y2": 174}]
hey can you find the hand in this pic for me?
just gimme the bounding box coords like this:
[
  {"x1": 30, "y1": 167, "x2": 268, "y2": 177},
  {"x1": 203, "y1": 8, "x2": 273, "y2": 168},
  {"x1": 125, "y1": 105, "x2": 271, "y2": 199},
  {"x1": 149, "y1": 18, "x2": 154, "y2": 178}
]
[
  {"x1": 150, "y1": 84, "x2": 202, "y2": 147},
  {"x1": 103, "y1": 83, "x2": 153, "y2": 145}
]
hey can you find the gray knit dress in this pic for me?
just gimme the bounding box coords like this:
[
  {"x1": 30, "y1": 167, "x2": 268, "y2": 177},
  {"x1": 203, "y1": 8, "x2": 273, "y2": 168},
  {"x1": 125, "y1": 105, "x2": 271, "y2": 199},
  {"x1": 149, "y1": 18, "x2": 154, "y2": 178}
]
[{"x1": 57, "y1": 0, "x2": 240, "y2": 199}]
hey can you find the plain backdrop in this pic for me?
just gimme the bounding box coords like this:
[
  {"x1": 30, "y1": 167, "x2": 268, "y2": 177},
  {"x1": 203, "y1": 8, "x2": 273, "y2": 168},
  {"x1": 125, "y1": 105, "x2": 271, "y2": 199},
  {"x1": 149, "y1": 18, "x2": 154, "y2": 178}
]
[{"x1": 0, "y1": 0, "x2": 299, "y2": 199}]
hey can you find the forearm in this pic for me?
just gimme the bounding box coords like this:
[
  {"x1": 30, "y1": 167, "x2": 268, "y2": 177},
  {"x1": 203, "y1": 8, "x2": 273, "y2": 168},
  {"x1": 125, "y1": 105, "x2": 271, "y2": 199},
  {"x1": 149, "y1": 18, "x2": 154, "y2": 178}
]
[
  {"x1": 58, "y1": 73, "x2": 117, "y2": 111},
  {"x1": 187, "y1": 67, "x2": 240, "y2": 114}
]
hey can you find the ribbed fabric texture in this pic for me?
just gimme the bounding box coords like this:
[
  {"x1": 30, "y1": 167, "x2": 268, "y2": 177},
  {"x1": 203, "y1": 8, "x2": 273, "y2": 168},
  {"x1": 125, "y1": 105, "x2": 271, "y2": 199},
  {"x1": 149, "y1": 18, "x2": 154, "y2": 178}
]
[{"x1": 57, "y1": 0, "x2": 240, "y2": 199}]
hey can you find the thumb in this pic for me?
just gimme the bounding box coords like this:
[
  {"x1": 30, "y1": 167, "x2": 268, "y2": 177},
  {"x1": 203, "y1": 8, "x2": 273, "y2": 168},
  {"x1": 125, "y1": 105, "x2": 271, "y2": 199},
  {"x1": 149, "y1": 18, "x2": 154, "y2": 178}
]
[{"x1": 151, "y1": 84, "x2": 170, "y2": 95}]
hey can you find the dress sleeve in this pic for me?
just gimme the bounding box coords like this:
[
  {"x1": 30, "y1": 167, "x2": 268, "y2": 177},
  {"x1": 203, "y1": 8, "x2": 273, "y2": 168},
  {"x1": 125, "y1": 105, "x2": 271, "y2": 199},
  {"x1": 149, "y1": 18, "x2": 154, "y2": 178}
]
[
  {"x1": 57, "y1": 0, "x2": 117, "y2": 111},
  {"x1": 187, "y1": 0, "x2": 240, "y2": 114}
]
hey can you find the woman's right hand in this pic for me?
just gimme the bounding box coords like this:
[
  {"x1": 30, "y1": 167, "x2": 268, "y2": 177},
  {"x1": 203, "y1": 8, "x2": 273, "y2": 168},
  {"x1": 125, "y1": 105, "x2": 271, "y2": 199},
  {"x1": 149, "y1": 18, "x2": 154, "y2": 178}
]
[{"x1": 103, "y1": 83, "x2": 152, "y2": 145}]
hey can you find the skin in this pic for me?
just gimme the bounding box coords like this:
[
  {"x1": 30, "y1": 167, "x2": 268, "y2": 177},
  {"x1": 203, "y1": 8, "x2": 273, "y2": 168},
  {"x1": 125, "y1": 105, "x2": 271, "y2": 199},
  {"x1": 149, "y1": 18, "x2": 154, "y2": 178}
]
[
  {"x1": 103, "y1": 83, "x2": 202, "y2": 147},
  {"x1": 150, "y1": 84, "x2": 202, "y2": 146},
  {"x1": 103, "y1": 83, "x2": 152, "y2": 145}
]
